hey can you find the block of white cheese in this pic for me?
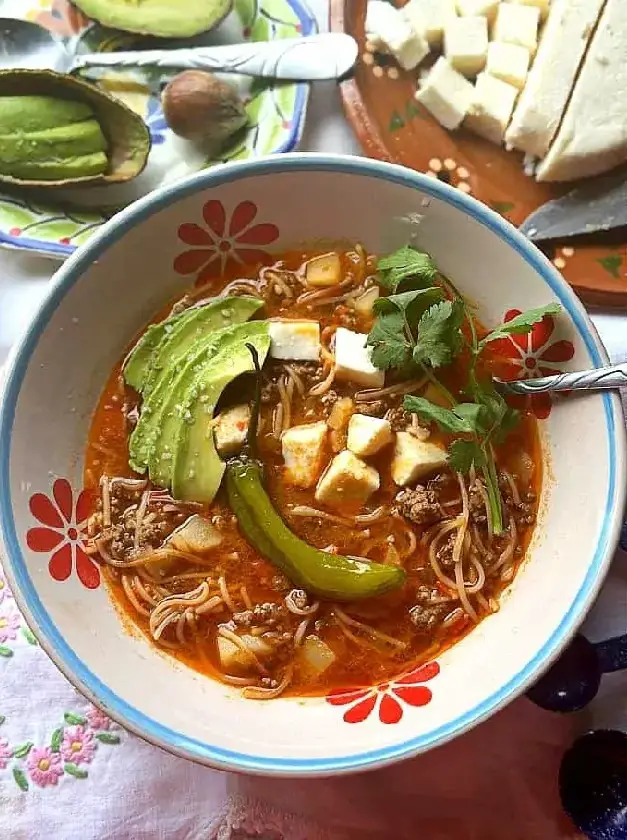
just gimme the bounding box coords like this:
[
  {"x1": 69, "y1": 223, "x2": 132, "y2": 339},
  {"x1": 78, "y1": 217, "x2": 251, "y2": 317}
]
[
  {"x1": 213, "y1": 404, "x2": 250, "y2": 457},
  {"x1": 506, "y1": 0, "x2": 551, "y2": 19},
  {"x1": 347, "y1": 414, "x2": 394, "y2": 458},
  {"x1": 365, "y1": 0, "x2": 429, "y2": 70},
  {"x1": 493, "y1": 3, "x2": 540, "y2": 53},
  {"x1": 391, "y1": 432, "x2": 448, "y2": 486},
  {"x1": 486, "y1": 41, "x2": 530, "y2": 89},
  {"x1": 415, "y1": 57, "x2": 475, "y2": 129},
  {"x1": 282, "y1": 421, "x2": 328, "y2": 488},
  {"x1": 269, "y1": 319, "x2": 320, "y2": 361},
  {"x1": 444, "y1": 16, "x2": 489, "y2": 76},
  {"x1": 315, "y1": 449, "x2": 380, "y2": 508},
  {"x1": 465, "y1": 72, "x2": 519, "y2": 144},
  {"x1": 456, "y1": 0, "x2": 500, "y2": 19},
  {"x1": 334, "y1": 327, "x2": 384, "y2": 388},
  {"x1": 504, "y1": 0, "x2": 605, "y2": 159},
  {"x1": 536, "y1": 0, "x2": 627, "y2": 182},
  {"x1": 402, "y1": 0, "x2": 457, "y2": 47}
]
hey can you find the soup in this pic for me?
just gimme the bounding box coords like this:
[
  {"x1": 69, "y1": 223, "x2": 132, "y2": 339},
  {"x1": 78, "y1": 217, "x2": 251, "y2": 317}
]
[{"x1": 83, "y1": 245, "x2": 551, "y2": 699}]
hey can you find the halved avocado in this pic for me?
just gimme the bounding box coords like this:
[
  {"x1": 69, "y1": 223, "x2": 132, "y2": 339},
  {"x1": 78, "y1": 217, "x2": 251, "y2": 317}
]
[
  {"x1": 72, "y1": 0, "x2": 233, "y2": 39},
  {"x1": 0, "y1": 70, "x2": 150, "y2": 188}
]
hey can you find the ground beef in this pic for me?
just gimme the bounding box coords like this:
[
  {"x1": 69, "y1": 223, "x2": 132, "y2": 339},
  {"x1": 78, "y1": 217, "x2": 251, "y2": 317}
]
[
  {"x1": 395, "y1": 486, "x2": 444, "y2": 526},
  {"x1": 357, "y1": 400, "x2": 387, "y2": 417},
  {"x1": 409, "y1": 603, "x2": 447, "y2": 631},
  {"x1": 435, "y1": 533, "x2": 455, "y2": 569},
  {"x1": 468, "y1": 479, "x2": 488, "y2": 525},
  {"x1": 386, "y1": 406, "x2": 413, "y2": 431}
]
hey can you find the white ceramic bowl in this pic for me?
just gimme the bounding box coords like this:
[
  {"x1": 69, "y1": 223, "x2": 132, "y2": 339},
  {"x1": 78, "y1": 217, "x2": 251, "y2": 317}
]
[{"x1": 1, "y1": 154, "x2": 624, "y2": 776}]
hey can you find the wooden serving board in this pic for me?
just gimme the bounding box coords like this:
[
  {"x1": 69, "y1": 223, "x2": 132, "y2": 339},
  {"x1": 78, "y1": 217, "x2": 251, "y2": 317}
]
[{"x1": 330, "y1": 0, "x2": 627, "y2": 308}]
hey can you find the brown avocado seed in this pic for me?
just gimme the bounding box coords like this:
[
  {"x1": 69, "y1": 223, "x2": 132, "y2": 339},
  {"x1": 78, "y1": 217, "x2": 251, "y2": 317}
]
[{"x1": 161, "y1": 70, "x2": 248, "y2": 151}]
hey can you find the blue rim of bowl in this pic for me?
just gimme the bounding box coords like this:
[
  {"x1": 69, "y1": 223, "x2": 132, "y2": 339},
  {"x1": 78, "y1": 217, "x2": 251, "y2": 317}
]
[
  {"x1": 1, "y1": 153, "x2": 624, "y2": 776},
  {"x1": 0, "y1": 0, "x2": 316, "y2": 262}
]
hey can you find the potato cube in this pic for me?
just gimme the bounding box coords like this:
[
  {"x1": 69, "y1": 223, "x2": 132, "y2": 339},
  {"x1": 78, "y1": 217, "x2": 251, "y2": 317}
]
[
  {"x1": 465, "y1": 72, "x2": 519, "y2": 144},
  {"x1": 315, "y1": 450, "x2": 380, "y2": 508},
  {"x1": 305, "y1": 252, "x2": 342, "y2": 287},
  {"x1": 347, "y1": 414, "x2": 394, "y2": 458},
  {"x1": 334, "y1": 327, "x2": 384, "y2": 389},
  {"x1": 217, "y1": 634, "x2": 273, "y2": 674},
  {"x1": 416, "y1": 57, "x2": 475, "y2": 129},
  {"x1": 213, "y1": 404, "x2": 250, "y2": 457},
  {"x1": 391, "y1": 432, "x2": 448, "y2": 486},
  {"x1": 493, "y1": 3, "x2": 540, "y2": 52},
  {"x1": 269, "y1": 319, "x2": 320, "y2": 361},
  {"x1": 486, "y1": 41, "x2": 530, "y2": 90},
  {"x1": 444, "y1": 16, "x2": 488, "y2": 76},
  {"x1": 282, "y1": 421, "x2": 329, "y2": 488},
  {"x1": 402, "y1": 0, "x2": 457, "y2": 46}
]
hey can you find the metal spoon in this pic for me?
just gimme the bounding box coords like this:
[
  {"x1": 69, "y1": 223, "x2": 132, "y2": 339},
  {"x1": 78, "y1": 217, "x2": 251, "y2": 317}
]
[
  {"x1": 496, "y1": 363, "x2": 627, "y2": 396},
  {"x1": 0, "y1": 18, "x2": 357, "y2": 81}
]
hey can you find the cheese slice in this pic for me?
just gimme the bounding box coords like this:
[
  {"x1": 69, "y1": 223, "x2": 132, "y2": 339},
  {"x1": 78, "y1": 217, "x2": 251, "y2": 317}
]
[
  {"x1": 504, "y1": 0, "x2": 605, "y2": 159},
  {"x1": 536, "y1": 0, "x2": 627, "y2": 182}
]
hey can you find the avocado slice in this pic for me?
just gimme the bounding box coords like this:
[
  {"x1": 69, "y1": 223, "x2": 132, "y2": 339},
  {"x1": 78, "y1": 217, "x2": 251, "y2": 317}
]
[
  {"x1": 148, "y1": 321, "x2": 268, "y2": 488},
  {"x1": 124, "y1": 318, "x2": 184, "y2": 394},
  {"x1": 0, "y1": 120, "x2": 107, "y2": 164},
  {"x1": 172, "y1": 326, "x2": 271, "y2": 503},
  {"x1": 72, "y1": 0, "x2": 233, "y2": 38},
  {"x1": 141, "y1": 296, "x2": 262, "y2": 398},
  {"x1": 128, "y1": 296, "x2": 263, "y2": 473},
  {"x1": 0, "y1": 70, "x2": 150, "y2": 188}
]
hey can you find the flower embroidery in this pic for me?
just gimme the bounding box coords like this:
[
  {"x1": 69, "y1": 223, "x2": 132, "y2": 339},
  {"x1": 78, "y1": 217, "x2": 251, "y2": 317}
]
[
  {"x1": 0, "y1": 612, "x2": 20, "y2": 645},
  {"x1": 326, "y1": 662, "x2": 440, "y2": 724},
  {"x1": 0, "y1": 569, "x2": 12, "y2": 605},
  {"x1": 174, "y1": 199, "x2": 280, "y2": 287},
  {"x1": 0, "y1": 738, "x2": 11, "y2": 771},
  {"x1": 26, "y1": 746, "x2": 64, "y2": 788},
  {"x1": 86, "y1": 707, "x2": 112, "y2": 731},
  {"x1": 489, "y1": 309, "x2": 575, "y2": 419},
  {"x1": 30, "y1": 0, "x2": 89, "y2": 36},
  {"x1": 60, "y1": 726, "x2": 96, "y2": 765},
  {"x1": 26, "y1": 478, "x2": 100, "y2": 590}
]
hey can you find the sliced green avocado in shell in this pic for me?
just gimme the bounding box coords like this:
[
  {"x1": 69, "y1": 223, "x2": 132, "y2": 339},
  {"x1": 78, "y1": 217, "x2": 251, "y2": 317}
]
[
  {"x1": 72, "y1": 0, "x2": 233, "y2": 38},
  {"x1": 0, "y1": 96, "x2": 93, "y2": 132},
  {"x1": 172, "y1": 326, "x2": 271, "y2": 503},
  {"x1": 0, "y1": 152, "x2": 108, "y2": 181},
  {"x1": 0, "y1": 120, "x2": 107, "y2": 164},
  {"x1": 0, "y1": 70, "x2": 150, "y2": 187}
]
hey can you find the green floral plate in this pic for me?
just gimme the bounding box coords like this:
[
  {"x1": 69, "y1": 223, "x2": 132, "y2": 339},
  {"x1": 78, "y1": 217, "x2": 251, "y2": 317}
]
[{"x1": 0, "y1": 0, "x2": 315, "y2": 259}]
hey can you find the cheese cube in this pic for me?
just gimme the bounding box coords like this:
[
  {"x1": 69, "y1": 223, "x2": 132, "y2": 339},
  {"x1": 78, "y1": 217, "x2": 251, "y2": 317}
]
[
  {"x1": 506, "y1": 0, "x2": 550, "y2": 19},
  {"x1": 334, "y1": 327, "x2": 384, "y2": 389},
  {"x1": 465, "y1": 72, "x2": 519, "y2": 144},
  {"x1": 347, "y1": 414, "x2": 394, "y2": 458},
  {"x1": 456, "y1": 0, "x2": 499, "y2": 19},
  {"x1": 486, "y1": 41, "x2": 530, "y2": 89},
  {"x1": 269, "y1": 319, "x2": 320, "y2": 361},
  {"x1": 493, "y1": 3, "x2": 540, "y2": 53},
  {"x1": 315, "y1": 450, "x2": 380, "y2": 508},
  {"x1": 416, "y1": 57, "x2": 475, "y2": 129},
  {"x1": 282, "y1": 421, "x2": 328, "y2": 488},
  {"x1": 391, "y1": 432, "x2": 448, "y2": 486},
  {"x1": 213, "y1": 404, "x2": 250, "y2": 457},
  {"x1": 365, "y1": 0, "x2": 429, "y2": 70},
  {"x1": 444, "y1": 16, "x2": 488, "y2": 76},
  {"x1": 401, "y1": 0, "x2": 457, "y2": 47}
]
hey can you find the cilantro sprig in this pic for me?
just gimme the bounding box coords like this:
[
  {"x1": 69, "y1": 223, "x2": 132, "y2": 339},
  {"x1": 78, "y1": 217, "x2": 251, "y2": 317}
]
[{"x1": 367, "y1": 245, "x2": 561, "y2": 534}]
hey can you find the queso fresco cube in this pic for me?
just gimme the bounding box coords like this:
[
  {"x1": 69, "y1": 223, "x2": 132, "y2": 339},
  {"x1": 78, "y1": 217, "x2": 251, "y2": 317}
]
[{"x1": 334, "y1": 328, "x2": 384, "y2": 388}]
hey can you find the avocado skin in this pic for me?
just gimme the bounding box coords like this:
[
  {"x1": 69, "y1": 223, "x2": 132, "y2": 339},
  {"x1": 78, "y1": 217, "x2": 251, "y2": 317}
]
[
  {"x1": 172, "y1": 325, "x2": 270, "y2": 504},
  {"x1": 72, "y1": 0, "x2": 233, "y2": 38}
]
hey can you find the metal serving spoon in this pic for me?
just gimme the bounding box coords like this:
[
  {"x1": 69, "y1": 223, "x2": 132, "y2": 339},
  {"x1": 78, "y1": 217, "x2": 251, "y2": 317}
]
[
  {"x1": 0, "y1": 18, "x2": 358, "y2": 81},
  {"x1": 496, "y1": 363, "x2": 627, "y2": 396}
]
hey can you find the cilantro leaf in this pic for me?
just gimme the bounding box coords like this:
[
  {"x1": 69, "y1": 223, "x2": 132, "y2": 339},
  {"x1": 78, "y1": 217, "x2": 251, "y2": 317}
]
[
  {"x1": 377, "y1": 247, "x2": 439, "y2": 293},
  {"x1": 448, "y1": 440, "x2": 486, "y2": 474},
  {"x1": 412, "y1": 300, "x2": 465, "y2": 369},
  {"x1": 478, "y1": 303, "x2": 561, "y2": 351},
  {"x1": 367, "y1": 312, "x2": 412, "y2": 371},
  {"x1": 403, "y1": 396, "x2": 479, "y2": 435},
  {"x1": 373, "y1": 287, "x2": 444, "y2": 337}
]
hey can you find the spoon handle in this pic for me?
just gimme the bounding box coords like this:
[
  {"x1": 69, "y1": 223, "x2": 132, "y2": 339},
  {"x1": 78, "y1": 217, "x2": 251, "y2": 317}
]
[
  {"x1": 496, "y1": 363, "x2": 627, "y2": 395},
  {"x1": 71, "y1": 33, "x2": 358, "y2": 81}
]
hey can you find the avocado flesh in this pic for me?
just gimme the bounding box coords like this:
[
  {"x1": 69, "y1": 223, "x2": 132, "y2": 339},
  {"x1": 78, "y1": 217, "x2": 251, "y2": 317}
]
[
  {"x1": 124, "y1": 318, "x2": 185, "y2": 394},
  {"x1": 72, "y1": 0, "x2": 233, "y2": 38},
  {"x1": 141, "y1": 296, "x2": 262, "y2": 398},
  {"x1": 172, "y1": 327, "x2": 271, "y2": 503},
  {"x1": 0, "y1": 120, "x2": 107, "y2": 164},
  {"x1": 0, "y1": 96, "x2": 94, "y2": 133},
  {"x1": 147, "y1": 321, "x2": 269, "y2": 489},
  {"x1": 0, "y1": 152, "x2": 108, "y2": 180},
  {"x1": 128, "y1": 296, "x2": 263, "y2": 474}
]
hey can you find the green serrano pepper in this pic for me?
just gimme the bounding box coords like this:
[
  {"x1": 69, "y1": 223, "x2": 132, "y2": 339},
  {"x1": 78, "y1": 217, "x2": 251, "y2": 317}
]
[{"x1": 224, "y1": 345, "x2": 406, "y2": 602}]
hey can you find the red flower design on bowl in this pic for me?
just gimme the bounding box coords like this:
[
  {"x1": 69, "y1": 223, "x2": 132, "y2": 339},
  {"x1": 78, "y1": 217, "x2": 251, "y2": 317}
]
[
  {"x1": 326, "y1": 662, "x2": 440, "y2": 724},
  {"x1": 489, "y1": 310, "x2": 575, "y2": 419},
  {"x1": 26, "y1": 479, "x2": 99, "y2": 590},
  {"x1": 174, "y1": 199, "x2": 280, "y2": 287}
]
